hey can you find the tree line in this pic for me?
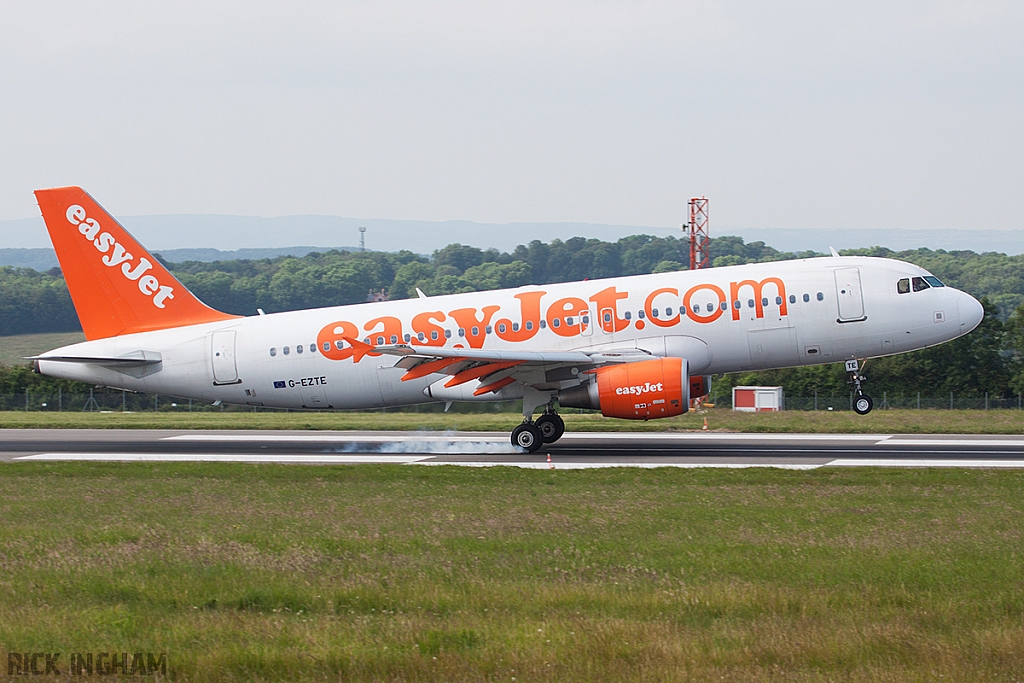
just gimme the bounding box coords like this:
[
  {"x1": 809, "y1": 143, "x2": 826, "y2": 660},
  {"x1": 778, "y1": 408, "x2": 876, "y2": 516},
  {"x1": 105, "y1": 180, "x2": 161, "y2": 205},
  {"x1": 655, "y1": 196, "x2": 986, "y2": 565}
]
[{"x1": 3, "y1": 234, "x2": 1024, "y2": 400}]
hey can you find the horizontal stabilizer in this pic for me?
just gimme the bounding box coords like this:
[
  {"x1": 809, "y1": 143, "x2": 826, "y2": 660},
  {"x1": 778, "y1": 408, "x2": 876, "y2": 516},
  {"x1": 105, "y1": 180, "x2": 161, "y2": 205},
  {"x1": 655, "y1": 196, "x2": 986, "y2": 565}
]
[{"x1": 30, "y1": 350, "x2": 162, "y2": 366}]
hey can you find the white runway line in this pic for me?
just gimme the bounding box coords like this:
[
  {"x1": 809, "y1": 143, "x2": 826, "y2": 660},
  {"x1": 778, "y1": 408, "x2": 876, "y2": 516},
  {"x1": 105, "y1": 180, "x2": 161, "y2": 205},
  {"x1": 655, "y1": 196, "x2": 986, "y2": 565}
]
[
  {"x1": 164, "y1": 432, "x2": 890, "y2": 443},
  {"x1": 416, "y1": 461, "x2": 822, "y2": 469},
  {"x1": 879, "y1": 439, "x2": 1024, "y2": 448},
  {"x1": 827, "y1": 459, "x2": 1024, "y2": 468},
  {"x1": 15, "y1": 453, "x2": 431, "y2": 463}
]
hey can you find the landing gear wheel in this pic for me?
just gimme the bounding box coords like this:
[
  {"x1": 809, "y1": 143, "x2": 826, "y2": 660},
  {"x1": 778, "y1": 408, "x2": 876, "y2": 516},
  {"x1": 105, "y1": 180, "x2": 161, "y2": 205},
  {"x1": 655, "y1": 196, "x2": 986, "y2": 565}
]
[
  {"x1": 511, "y1": 422, "x2": 544, "y2": 453},
  {"x1": 535, "y1": 414, "x2": 565, "y2": 444},
  {"x1": 853, "y1": 395, "x2": 873, "y2": 415}
]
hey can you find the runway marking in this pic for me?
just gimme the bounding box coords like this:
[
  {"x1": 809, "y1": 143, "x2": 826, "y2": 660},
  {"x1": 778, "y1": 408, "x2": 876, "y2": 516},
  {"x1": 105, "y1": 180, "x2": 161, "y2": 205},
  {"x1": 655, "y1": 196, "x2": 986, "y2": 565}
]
[
  {"x1": 416, "y1": 461, "x2": 822, "y2": 469},
  {"x1": 15, "y1": 453, "x2": 431, "y2": 463},
  {"x1": 878, "y1": 439, "x2": 1024, "y2": 448},
  {"x1": 162, "y1": 433, "x2": 506, "y2": 442},
  {"x1": 827, "y1": 459, "x2": 1024, "y2": 468}
]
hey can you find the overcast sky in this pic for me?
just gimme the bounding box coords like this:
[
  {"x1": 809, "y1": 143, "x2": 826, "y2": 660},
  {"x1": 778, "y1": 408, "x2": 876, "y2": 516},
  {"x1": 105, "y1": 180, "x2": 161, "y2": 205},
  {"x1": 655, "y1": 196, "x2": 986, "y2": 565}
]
[{"x1": 1, "y1": 1, "x2": 1021, "y2": 235}]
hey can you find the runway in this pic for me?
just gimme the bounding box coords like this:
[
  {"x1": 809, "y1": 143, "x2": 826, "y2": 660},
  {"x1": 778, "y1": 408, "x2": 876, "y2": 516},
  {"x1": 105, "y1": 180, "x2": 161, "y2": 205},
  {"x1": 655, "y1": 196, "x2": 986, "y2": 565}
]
[{"x1": 2, "y1": 429, "x2": 1024, "y2": 468}]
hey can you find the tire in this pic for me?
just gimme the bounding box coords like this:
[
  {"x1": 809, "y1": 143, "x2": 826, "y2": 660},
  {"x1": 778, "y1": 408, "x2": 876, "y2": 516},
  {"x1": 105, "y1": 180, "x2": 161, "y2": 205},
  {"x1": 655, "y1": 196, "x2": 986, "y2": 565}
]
[
  {"x1": 853, "y1": 395, "x2": 873, "y2": 415},
  {"x1": 511, "y1": 422, "x2": 544, "y2": 453},
  {"x1": 535, "y1": 414, "x2": 565, "y2": 444}
]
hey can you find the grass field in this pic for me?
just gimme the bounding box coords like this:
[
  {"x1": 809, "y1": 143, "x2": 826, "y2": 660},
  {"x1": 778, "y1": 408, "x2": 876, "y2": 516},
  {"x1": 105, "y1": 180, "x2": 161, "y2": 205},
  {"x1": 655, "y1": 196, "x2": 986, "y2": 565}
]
[
  {"x1": 1, "y1": 407, "x2": 1024, "y2": 433},
  {"x1": 0, "y1": 463, "x2": 1022, "y2": 681},
  {"x1": 0, "y1": 331, "x2": 85, "y2": 365}
]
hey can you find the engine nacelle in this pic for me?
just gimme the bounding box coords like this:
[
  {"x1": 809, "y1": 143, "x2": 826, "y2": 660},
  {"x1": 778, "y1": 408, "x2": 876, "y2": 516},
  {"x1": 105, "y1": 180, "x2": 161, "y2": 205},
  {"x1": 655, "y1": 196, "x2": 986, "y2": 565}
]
[{"x1": 558, "y1": 357, "x2": 689, "y2": 420}]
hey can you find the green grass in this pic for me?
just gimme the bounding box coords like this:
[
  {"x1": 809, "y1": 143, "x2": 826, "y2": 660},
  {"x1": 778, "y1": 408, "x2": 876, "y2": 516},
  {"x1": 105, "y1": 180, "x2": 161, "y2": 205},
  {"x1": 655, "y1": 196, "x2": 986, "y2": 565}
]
[
  {"x1": 2, "y1": 407, "x2": 1024, "y2": 433},
  {"x1": 0, "y1": 463, "x2": 1023, "y2": 681},
  {"x1": 0, "y1": 331, "x2": 85, "y2": 365}
]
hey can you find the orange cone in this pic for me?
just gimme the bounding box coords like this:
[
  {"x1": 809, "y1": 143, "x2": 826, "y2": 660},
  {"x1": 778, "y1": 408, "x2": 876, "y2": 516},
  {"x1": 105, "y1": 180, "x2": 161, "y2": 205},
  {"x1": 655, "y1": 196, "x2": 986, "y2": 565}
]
[
  {"x1": 702, "y1": 417, "x2": 709, "y2": 431},
  {"x1": 547, "y1": 452, "x2": 554, "y2": 469}
]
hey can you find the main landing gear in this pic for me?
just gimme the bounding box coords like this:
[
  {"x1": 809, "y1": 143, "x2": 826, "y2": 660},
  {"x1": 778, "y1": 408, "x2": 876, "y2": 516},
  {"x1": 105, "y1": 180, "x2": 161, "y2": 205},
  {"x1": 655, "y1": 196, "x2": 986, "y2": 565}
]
[
  {"x1": 511, "y1": 389, "x2": 565, "y2": 453},
  {"x1": 511, "y1": 412, "x2": 565, "y2": 453},
  {"x1": 846, "y1": 359, "x2": 873, "y2": 415}
]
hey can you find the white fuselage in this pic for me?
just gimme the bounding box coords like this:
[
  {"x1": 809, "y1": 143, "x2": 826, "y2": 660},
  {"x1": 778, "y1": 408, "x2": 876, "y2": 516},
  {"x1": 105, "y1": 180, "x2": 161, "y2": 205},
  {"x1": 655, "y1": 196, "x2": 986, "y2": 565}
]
[{"x1": 38, "y1": 256, "x2": 983, "y2": 409}]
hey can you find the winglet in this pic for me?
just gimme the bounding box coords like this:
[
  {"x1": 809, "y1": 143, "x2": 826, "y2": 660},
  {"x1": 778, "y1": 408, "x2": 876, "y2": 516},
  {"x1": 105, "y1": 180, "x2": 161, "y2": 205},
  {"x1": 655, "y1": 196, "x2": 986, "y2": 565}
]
[
  {"x1": 34, "y1": 186, "x2": 239, "y2": 340},
  {"x1": 829, "y1": 247, "x2": 841, "y2": 257}
]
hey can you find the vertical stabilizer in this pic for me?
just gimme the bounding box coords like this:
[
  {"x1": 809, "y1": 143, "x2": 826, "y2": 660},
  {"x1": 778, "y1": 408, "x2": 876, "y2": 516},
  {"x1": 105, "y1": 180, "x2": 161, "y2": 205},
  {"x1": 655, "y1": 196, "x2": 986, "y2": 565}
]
[{"x1": 35, "y1": 186, "x2": 239, "y2": 340}]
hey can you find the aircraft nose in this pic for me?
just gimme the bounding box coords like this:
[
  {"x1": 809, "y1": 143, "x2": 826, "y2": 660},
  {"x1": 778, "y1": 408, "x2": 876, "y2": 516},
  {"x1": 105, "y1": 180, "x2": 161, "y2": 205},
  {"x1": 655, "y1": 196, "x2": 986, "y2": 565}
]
[{"x1": 958, "y1": 292, "x2": 984, "y2": 333}]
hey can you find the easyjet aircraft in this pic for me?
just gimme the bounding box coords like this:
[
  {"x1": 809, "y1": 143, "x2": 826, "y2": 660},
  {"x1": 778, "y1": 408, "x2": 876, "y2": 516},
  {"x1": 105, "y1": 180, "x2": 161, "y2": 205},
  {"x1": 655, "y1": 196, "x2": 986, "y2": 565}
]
[{"x1": 32, "y1": 187, "x2": 984, "y2": 452}]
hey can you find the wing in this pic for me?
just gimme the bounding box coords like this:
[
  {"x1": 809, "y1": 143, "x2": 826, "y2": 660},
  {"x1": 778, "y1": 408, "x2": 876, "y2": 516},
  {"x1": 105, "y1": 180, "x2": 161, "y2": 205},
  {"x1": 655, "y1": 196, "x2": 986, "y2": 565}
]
[{"x1": 344, "y1": 337, "x2": 653, "y2": 395}]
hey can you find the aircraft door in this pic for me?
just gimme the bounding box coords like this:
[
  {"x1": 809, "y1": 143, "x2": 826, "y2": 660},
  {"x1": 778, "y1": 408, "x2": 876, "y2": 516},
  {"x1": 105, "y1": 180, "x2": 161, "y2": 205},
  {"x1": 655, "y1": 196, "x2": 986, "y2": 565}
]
[
  {"x1": 210, "y1": 330, "x2": 241, "y2": 385},
  {"x1": 835, "y1": 267, "x2": 866, "y2": 321}
]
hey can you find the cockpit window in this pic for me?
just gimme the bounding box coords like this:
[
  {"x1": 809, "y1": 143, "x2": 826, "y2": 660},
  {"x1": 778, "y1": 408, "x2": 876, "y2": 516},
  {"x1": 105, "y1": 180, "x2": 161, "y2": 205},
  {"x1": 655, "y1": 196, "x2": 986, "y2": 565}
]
[
  {"x1": 923, "y1": 275, "x2": 945, "y2": 287},
  {"x1": 897, "y1": 278, "x2": 910, "y2": 294},
  {"x1": 912, "y1": 276, "x2": 930, "y2": 292}
]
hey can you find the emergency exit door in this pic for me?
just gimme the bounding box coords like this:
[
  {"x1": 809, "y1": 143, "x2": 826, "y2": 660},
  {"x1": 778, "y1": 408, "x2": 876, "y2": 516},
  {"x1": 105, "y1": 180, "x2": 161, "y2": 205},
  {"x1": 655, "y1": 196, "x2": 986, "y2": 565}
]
[{"x1": 210, "y1": 330, "x2": 241, "y2": 385}]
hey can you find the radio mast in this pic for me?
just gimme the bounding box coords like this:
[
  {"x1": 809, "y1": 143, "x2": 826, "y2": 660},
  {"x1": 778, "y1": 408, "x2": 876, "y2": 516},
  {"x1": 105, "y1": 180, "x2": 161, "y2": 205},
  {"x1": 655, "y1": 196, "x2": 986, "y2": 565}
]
[{"x1": 687, "y1": 197, "x2": 709, "y2": 270}]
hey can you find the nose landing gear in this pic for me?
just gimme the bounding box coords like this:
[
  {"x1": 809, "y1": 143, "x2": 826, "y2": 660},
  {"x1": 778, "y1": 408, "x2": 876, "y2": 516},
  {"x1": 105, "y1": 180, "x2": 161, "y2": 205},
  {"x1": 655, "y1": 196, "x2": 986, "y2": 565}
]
[{"x1": 846, "y1": 359, "x2": 873, "y2": 415}]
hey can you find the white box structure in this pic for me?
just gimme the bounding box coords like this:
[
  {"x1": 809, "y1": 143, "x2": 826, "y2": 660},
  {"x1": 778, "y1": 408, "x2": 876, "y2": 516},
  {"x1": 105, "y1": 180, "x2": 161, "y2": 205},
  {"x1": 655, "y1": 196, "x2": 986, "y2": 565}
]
[{"x1": 732, "y1": 386, "x2": 784, "y2": 412}]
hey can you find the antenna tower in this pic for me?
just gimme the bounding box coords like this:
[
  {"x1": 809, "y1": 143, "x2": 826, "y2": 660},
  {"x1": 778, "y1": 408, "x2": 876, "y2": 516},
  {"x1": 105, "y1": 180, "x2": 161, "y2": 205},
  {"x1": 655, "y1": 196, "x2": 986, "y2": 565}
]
[
  {"x1": 358, "y1": 226, "x2": 366, "y2": 252},
  {"x1": 687, "y1": 197, "x2": 709, "y2": 270}
]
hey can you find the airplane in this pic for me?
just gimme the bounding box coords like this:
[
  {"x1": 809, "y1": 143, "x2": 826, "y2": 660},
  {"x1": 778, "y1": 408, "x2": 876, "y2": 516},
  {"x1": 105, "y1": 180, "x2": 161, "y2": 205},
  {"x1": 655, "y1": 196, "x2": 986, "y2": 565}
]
[{"x1": 31, "y1": 186, "x2": 984, "y2": 452}]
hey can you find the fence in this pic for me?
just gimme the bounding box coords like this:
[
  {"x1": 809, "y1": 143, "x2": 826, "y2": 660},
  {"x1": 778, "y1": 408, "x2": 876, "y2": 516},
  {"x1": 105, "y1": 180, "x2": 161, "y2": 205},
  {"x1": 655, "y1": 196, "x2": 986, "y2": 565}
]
[
  {"x1": 3, "y1": 388, "x2": 1022, "y2": 413},
  {"x1": 0, "y1": 389, "x2": 521, "y2": 413}
]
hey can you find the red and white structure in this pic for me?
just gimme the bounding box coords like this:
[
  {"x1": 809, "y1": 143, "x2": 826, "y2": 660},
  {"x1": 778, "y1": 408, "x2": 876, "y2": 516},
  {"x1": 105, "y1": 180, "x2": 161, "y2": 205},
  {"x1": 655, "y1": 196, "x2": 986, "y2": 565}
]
[
  {"x1": 732, "y1": 386, "x2": 784, "y2": 412},
  {"x1": 688, "y1": 197, "x2": 710, "y2": 271}
]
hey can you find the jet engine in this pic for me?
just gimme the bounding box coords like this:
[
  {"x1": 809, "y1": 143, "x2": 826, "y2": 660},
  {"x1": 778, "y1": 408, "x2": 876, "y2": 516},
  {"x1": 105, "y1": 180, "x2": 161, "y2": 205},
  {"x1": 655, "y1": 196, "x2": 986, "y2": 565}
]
[{"x1": 558, "y1": 357, "x2": 689, "y2": 419}]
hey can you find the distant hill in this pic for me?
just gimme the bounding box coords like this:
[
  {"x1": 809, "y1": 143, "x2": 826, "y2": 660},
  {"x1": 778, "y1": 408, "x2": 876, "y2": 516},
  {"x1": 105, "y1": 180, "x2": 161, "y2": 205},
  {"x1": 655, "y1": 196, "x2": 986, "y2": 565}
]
[{"x1": 4, "y1": 213, "x2": 1022, "y2": 258}]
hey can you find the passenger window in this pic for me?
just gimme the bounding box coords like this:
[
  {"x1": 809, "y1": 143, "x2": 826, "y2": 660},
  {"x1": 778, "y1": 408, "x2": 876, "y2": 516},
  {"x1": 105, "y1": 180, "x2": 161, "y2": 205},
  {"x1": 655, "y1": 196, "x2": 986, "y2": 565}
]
[
  {"x1": 803, "y1": 293, "x2": 810, "y2": 302},
  {"x1": 444, "y1": 329, "x2": 452, "y2": 338},
  {"x1": 789, "y1": 294, "x2": 796, "y2": 304},
  {"x1": 512, "y1": 322, "x2": 519, "y2": 332},
  {"x1": 706, "y1": 303, "x2": 714, "y2": 312},
  {"x1": 377, "y1": 336, "x2": 385, "y2": 345},
  {"x1": 816, "y1": 292, "x2": 824, "y2": 301},
  {"x1": 733, "y1": 300, "x2": 741, "y2": 309},
  {"x1": 390, "y1": 336, "x2": 397, "y2": 344},
  {"x1": 296, "y1": 344, "x2": 303, "y2": 354},
  {"x1": 912, "y1": 276, "x2": 931, "y2": 292},
  {"x1": 472, "y1": 326, "x2": 479, "y2": 336},
  {"x1": 283, "y1": 346, "x2": 290, "y2": 355},
  {"x1": 498, "y1": 323, "x2": 507, "y2": 333},
  {"x1": 526, "y1": 321, "x2": 534, "y2": 330},
  {"x1": 458, "y1": 328, "x2": 465, "y2": 337},
  {"x1": 652, "y1": 309, "x2": 659, "y2": 318},
  {"x1": 747, "y1": 299, "x2": 755, "y2": 308},
  {"x1": 310, "y1": 344, "x2": 317, "y2": 353},
  {"x1": 923, "y1": 276, "x2": 945, "y2": 287},
  {"x1": 720, "y1": 302, "x2": 728, "y2": 311},
  {"x1": 637, "y1": 310, "x2": 645, "y2": 319},
  {"x1": 897, "y1": 278, "x2": 910, "y2": 294},
  {"x1": 485, "y1": 325, "x2": 492, "y2": 334},
  {"x1": 665, "y1": 307, "x2": 673, "y2": 316},
  {"x1": 624, "y1": 311, "x2": 632, "y2": 320},
  {"x1": 566, "y1": 316, "x2": 575, "y2": 326},
  {"x1": 269, "y1": 347, "x2": 277, "y2": 357},
  {"x1": 404, "y1": 334, "x2": 411, "y2": 342},
  {"x1": 775, "y1": 296, "x2": 782, "y2": 305},
  {"x1": 553, "y1": 318, "x2": 561, "y2": 328},
  {"x1": 603, "y1": 312, "x2": 612, "y2": 323},
  {"x1": 762, "y1": 298, "x2": 769, "y2": 307},
  {"x1": 336, "y1": 340, "x2": 345, "y2": 350},
  {"x1": 430, "y1": 331, "x2": 438, "y2": 340},
  {"x1": 539, "y1": 319, "x2": 547, "y2": 329},
  {"x1": 323, "y1": 342, "x2": 330, "y2": 352},
  {"x1": 692, "y1": 304, "x2": 700, "y2": 314},
  {"x1": 417, "y1": 332, "x2": 425, "y2": 341}
]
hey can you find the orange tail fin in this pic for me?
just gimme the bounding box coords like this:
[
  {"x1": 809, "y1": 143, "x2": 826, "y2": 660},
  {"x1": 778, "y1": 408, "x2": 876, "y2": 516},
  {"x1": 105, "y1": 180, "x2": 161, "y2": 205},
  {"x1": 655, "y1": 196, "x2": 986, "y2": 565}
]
[{"x1": 35, "y1": 186, "x2": 239, "y2": 340}]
